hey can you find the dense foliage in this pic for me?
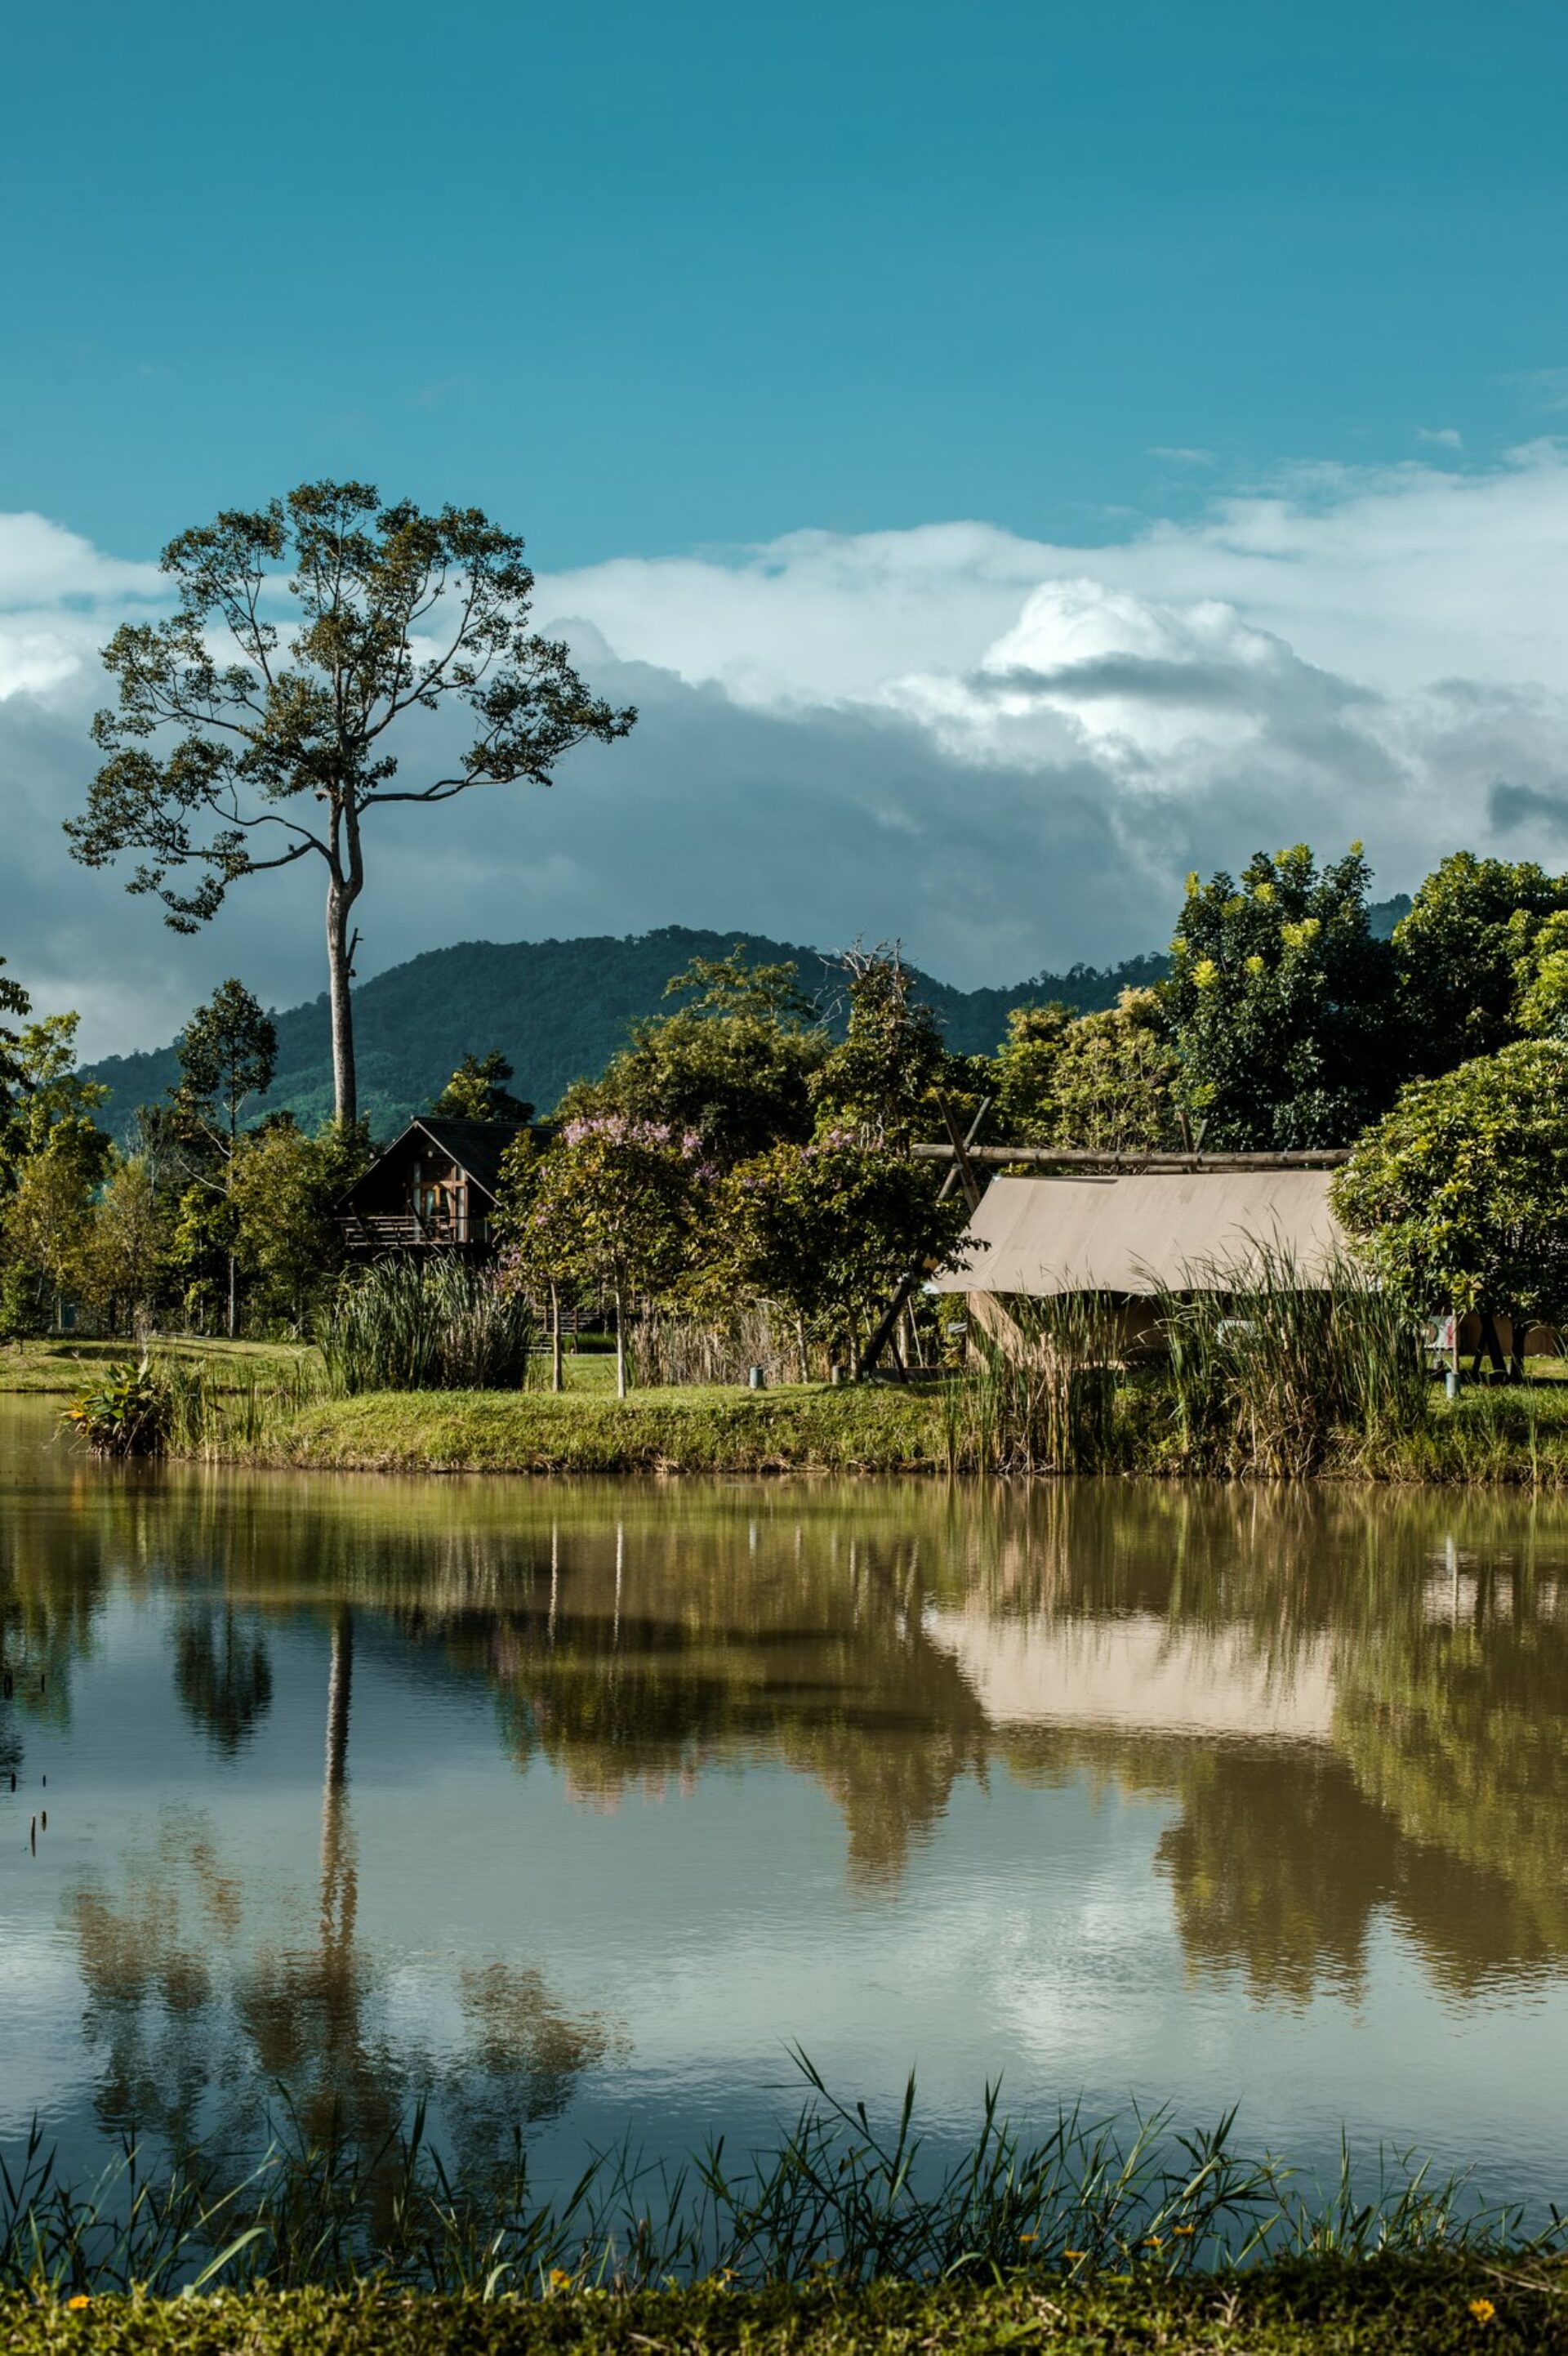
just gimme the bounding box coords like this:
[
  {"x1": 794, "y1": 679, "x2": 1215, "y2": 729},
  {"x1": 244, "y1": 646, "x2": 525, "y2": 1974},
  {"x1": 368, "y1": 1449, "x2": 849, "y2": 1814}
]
[
  {"x1": 1333, "y1": 1042, "x2": 1568, "y2": 1321},
  {"x1": 1164, "y1": 845, "x2": 1401, "y2": 1149}
]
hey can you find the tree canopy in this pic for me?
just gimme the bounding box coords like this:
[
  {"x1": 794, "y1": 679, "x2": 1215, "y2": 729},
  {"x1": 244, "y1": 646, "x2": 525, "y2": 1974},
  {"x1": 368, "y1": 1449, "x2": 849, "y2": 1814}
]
[
  {"x1": 69, "y1": 480, "x2": 635, "y2": 1125},
  {"x1": 1332, "y1": 1039, "x2": 1568, "y2": 1319},
  {"x1": 1164, "y1": 844, "x2": 1400, "y2": 1149},
  {"x1": 1393, "y1": 852, "x2": 1568, "y2": 1076},
  {"x1": 429, "y1": 1051, "x2": 533, "y2": 1123}
]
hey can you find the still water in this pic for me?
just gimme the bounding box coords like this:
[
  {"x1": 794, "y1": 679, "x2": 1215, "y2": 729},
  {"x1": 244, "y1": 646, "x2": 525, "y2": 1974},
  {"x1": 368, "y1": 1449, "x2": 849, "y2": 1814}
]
[{"x1": 2, "y1": 1395, "x2": 1566, "y2": 2210}]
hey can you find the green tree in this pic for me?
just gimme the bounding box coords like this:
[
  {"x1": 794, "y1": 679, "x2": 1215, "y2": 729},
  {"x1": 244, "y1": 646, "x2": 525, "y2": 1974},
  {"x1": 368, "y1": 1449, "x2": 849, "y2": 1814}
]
[
  {"x1": 720, "y1": 1136, "x2": 970, "y2": 1375},
  {"x1": 429, "y1": 1050, "x2": 533, "y2": 1123},
  {"x1": 1165, "y1": 844, "x2": 1400, "y2": 1149},
  {"x1": 0, "y1": 1012, "x2": 111, "y2": 1336},
  {"x1": 173, "y1": 978, "x2": 277, "y2": 1149},
  {"x1": 991, "y1": 1002, "x2": 1072, "y2": 1143},
  {"x1": 1332, "y1": 1040, "x2": 1568, "y2": 1332},
  {"x1": 812, "y1": 947, "x2": 964, "y2": 1149},
  {"x1": 555, "y1": 945, "x2": 827, "y2": 1167},
  {"x1": 502, "y1": 1116, "x2": 707, "y2": 1397},
  {"x1": 228, "y1": 1117, "x2": 372, "y2": 1331},
  {"x1": 0, "y1": 956, "x2": 29, "y2": 1136},
  {"x1": 993, "y1": 989, "x2": 1178, "y2": 1152},
  {"x1": 82, "y1": 1152, "x2": 174, "y2": 1336},
  {"x1": 68, "y1": 480, "x2": 635, "y2": 1126},
  {"x1": 169, "y1": 979, "x2": 277, "y2": 1336},
  {"x1": 1394, "y1": 852, "x2": 1568, "y2": 1074}
]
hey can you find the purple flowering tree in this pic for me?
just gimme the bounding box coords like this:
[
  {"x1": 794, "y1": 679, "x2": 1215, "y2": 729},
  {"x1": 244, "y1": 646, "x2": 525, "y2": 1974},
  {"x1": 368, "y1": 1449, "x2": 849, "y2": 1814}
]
[{"x1": 501, "y1": 1116, "x2": 709, "y2": 1398}]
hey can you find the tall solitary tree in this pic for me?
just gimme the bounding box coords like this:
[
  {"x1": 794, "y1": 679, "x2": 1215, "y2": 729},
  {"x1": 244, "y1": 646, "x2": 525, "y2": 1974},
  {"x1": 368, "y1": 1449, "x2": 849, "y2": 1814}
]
[{"x1": 67, "y1": 481, "x2": 636, "y2": 1125}]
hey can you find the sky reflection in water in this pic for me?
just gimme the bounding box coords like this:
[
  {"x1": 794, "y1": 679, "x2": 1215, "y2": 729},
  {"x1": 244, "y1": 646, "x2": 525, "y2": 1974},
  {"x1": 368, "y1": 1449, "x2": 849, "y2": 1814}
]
[{"x1": 1, "y1": 1396, "x2": 1566, "y2": 2210}]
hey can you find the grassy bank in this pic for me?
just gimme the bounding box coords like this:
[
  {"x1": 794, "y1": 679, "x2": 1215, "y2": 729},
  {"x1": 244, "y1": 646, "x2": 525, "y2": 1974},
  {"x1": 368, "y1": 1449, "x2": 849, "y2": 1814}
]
[
  {"x1": 172, "y1": 1363, "x2": 1568, "y2": 1482},
  {"x1": 226, "y1": 1379, "x2": 947, "y2": 1474},
  {"x1": 5, "y1": 2260, "x2": 1565, "y2": 2354},
  {"x1": 26, "y1": 1336, "x2": 1568, "y2": 1483}
]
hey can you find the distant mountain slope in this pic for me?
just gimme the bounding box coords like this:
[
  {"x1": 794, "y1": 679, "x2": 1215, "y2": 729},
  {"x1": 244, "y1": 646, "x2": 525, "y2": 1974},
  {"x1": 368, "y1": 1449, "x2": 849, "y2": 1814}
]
[{"x1": 82, "y1": 899, "x2": 1411, "y2": 1143}]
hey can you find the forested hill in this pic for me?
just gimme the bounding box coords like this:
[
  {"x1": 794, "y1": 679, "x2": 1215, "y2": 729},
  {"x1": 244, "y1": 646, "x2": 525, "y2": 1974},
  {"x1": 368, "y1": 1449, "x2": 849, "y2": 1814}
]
[{"x1": 82, "y1": 901, "x2": 1410, "y2": 1143}]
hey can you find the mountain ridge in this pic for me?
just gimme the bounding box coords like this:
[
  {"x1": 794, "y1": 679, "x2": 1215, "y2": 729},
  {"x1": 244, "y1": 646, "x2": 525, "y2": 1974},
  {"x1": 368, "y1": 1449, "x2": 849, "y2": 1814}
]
[{"x1": 82, "y1": 901, "x2": 1410, "y2": 1142}]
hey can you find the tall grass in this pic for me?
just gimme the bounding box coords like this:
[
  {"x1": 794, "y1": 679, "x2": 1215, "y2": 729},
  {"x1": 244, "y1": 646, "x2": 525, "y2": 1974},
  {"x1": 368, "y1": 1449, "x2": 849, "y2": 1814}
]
[
  {"x1": 942, "y1": 1252, "x2": 1430, "y2": 1479},
  {"x1": 319, "y1": 1260, "x2": 537, "y2": 1395},
  {"x1": 941, "y1": 1294, "x2": 1127, "y2": 1473},
  {"x1": 1156, "y1": 1247, "x2": 1429, "y2": 1479},
  {"x1": 0, "y1": 2064, "x2": 1547, "y2": 2299}
]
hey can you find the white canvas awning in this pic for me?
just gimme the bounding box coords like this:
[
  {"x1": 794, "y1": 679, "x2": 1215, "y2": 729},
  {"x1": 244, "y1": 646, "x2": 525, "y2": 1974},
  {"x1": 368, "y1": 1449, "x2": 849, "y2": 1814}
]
[{"x1": 930, "y1": 1170, "x2": 1348, "y2": 1298}]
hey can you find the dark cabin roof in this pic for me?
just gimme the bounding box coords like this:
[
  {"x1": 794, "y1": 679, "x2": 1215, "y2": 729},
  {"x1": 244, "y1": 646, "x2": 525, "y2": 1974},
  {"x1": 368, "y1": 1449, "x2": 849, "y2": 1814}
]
[{"x1": 338, "y1": 1118, "x2": 535, "y2": 1211}]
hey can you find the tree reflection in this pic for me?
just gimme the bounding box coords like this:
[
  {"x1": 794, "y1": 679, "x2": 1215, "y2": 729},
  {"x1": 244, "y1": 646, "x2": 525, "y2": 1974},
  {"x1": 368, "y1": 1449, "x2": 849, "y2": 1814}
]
[
  {"x1": 17, "y1": 1412, "x2": 1568, "y2": 2024},
  {"x1": 174, "y1": 1605, "x2": 274, "y2": 1754},
  {"x1": 66, "y1": 1598, "x2": 613, "y2": 2191}
]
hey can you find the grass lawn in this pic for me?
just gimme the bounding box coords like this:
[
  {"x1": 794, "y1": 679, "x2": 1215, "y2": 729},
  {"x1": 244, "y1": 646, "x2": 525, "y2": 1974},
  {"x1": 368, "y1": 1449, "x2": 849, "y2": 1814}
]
[
  {"x1": 0, "y1": 1336, "x2": 314, "y2": 1396},
  {"x1": 255, "y1": 1376, "x2": 947, "y2": 1475},
  {"x1": 3, "y1": 2259, "x2": 1563, "y2": 2352}
]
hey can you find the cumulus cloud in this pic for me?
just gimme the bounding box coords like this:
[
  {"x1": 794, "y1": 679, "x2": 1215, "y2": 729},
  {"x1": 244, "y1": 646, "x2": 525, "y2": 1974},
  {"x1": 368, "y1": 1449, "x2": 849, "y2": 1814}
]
[{"x1": 9, "y1": 446, "x2": 1568, "y2": 1056}]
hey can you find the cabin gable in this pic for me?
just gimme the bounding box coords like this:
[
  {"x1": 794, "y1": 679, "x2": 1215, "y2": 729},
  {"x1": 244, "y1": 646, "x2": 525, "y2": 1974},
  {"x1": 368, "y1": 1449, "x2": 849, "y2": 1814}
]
[{"x1": 337, "y1": 1118, "x2": 536, "y2": 1253}]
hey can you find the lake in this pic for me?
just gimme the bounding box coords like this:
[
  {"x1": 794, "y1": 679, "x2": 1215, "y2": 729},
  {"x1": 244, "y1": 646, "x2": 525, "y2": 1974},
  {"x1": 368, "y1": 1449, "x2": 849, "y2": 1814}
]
[{"x1": 2, "y1": 1394, "x2": 1565, "y2": 2216}]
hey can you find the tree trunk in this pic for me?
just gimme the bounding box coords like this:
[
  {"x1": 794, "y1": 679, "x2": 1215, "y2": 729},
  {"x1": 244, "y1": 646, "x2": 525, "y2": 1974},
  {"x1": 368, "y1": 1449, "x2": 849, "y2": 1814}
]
[
  {"x1": 614, "y1": 1287, "x2": 626, "y2": 1400},
  {"x1": 326, "y1": 869, "x2": 361, "y2": 1130},
  {"x1": 226, "y1": 1252, "x2": 237, "y2": 1341},
  {"x1": 550, "y1": 1282, "x2": 564, "y2": 1394}
]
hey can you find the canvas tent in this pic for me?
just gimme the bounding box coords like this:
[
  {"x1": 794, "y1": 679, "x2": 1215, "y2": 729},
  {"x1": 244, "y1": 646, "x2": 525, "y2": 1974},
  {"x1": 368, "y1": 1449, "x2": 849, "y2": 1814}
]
[
  {"x1": 930, "y1": 1169, "x2": 1347, "y2": 1299},
  {"x1": 929, "y1": 1169, "x2": 1348, "y2": 1358}
]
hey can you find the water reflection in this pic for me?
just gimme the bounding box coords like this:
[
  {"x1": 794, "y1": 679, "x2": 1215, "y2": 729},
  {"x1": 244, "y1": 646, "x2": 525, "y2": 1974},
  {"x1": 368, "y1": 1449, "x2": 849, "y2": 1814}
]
[{"x1": 4, "y1": 1404, "x2": 1568, "y2": 2189}]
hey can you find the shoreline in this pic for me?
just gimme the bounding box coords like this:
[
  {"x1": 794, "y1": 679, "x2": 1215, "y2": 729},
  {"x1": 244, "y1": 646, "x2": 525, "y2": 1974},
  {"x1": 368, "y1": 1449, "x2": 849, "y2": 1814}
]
[{"x1": 12, "y1": 1345, "x2": 1568, "y2": 1484}]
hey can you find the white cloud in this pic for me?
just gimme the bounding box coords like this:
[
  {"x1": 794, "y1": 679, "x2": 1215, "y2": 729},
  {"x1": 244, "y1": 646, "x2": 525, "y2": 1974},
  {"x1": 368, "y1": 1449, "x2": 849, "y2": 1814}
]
[
  {"x1": 10, "y1": 448, "x2": 1568, "y2": 1057},
  {"x1": 1416, "y1": 426, "x2": 1463, "y2": 450}
]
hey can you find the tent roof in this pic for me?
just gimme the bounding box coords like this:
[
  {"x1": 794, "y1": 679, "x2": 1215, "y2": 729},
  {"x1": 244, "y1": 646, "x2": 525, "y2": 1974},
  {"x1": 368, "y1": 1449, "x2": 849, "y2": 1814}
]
[{"x1": 930, "y1": 1170, "x2": 1348, "y2": 1297}]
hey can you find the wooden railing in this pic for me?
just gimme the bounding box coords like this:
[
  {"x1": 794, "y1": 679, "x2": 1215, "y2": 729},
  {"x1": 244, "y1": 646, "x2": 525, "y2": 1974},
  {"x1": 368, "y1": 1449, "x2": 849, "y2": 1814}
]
[{"x1": 340, "y1": 1211, "x2": 496, "y2": 1249}]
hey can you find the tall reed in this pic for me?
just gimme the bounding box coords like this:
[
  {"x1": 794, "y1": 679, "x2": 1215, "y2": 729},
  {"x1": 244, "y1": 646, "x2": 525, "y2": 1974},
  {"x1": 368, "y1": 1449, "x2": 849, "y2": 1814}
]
[
  {"x1": 0, "y1": 2062, "x2": 1544, "y2": 2300},
  {"x1": 1154, "y1": 1246, "x2": 1428, "y2": 1479},
  {"x1": 941, "y1": 1293, "x2": 1128, "y2": 1473},
  {"x1": 319, "y1": 1259, "x2": 536, "y2": 1394}
]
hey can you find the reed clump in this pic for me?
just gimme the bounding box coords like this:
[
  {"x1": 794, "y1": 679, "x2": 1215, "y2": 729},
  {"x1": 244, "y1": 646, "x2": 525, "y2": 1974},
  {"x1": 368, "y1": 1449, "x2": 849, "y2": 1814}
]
[
  {"x1": 0, "y1": 2063, "x2": 1552, "y2": 2300},
  {"x1": 1156, "y1": 1247, "x2": 1430, "y2": 1479},
  {"x1": 319, "y1": 1260, "x2": 537, "y2": 1395},
  {"x1": 942, "y1": 1250, "x2": 1431, "y2": 1479}
]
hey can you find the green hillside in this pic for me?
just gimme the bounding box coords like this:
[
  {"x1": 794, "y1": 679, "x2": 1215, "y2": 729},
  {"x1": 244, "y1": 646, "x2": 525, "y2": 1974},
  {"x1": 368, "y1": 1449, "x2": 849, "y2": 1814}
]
[{"x1": 82, "y1": 901, "x2": 1410, "y2": 1144}]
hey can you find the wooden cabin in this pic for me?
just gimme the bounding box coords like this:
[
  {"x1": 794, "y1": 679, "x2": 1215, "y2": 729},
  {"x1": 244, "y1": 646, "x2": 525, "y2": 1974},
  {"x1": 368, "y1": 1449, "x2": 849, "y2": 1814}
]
[{"x1": 336, "y1": 1118, "x2": 535, "y2": 1256}]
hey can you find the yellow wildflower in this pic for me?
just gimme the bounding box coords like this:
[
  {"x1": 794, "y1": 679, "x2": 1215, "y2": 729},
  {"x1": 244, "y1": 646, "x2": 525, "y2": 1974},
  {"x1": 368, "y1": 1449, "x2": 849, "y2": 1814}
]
[
  {"x1": 1063, "y1": 2249, "x2": 1086, "y2": 2262},
  {"x1": 1171, "y1": 2225, "x2": 1196, "y2": 2238},
  {"x1": 1469, "y1": 2297, "x2": 1496, "y2": 2324},
  {"x1": 68, "y1": 2296, "x2": 91, "y2": 2312},
  {"x1": 1143, "y1": 2235, "x2": 1164, "y2": 2248},
  {"x1": 548, "y1": 2269, "x2": 572, "y2": 2292},
  {"x1": 1018, "y1": 2232, "x2": 1038, "y2": 2244}
]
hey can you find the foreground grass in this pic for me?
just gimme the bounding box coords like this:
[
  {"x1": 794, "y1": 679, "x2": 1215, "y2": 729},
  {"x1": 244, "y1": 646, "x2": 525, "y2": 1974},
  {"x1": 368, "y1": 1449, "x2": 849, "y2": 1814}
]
[{"x1": 5, "y1": 2260, "x2": 1566, "y2": 2354}]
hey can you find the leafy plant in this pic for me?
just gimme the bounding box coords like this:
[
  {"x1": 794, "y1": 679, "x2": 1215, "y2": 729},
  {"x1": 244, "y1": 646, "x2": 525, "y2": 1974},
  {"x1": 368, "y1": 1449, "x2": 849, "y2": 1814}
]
[{"x1": 60, "y1": 1356, "x2": 172, "y2": 1456}]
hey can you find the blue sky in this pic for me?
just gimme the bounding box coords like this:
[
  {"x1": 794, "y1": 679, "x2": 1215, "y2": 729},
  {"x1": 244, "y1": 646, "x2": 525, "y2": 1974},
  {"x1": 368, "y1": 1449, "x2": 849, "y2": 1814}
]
[
  {"x1": 7, "y1": 0, "x2": 1567, "y2": 564},
  {"x1": 7, "y1": 2, "x2": 1568, "y2": 1053}
]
